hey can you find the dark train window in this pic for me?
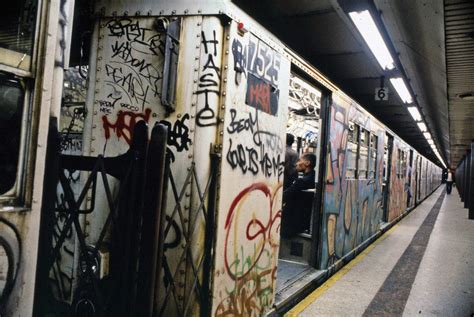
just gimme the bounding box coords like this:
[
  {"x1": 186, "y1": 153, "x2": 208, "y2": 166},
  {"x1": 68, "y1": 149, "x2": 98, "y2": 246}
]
[
  {"x1": 396, "y1": 149, "x2": 401, "y2": 178},
  {"x1": 368, "y1": 134, "x2": 378, "y2": 179},
  {"x1": 401, "y1": 151, "x2": 407, "y2": 177},
  {"x1": 0, "y1": 74, "x2": 25, "y2": 195},
  {"x1": 358, "y1": 129, "x2": 369, "y2": 179},
  {"x1": 346, "y1": 122, "x2": 359, "y2": 179},
  {"x1": 396, "y1": 149, "x2": 407, "y2": 179},
  {"x1": 0, "y1": 0, "x2": 38, "y2": 72},
  {"x1": 0, "y1": 0, "x2": 38, "y2": 199}
]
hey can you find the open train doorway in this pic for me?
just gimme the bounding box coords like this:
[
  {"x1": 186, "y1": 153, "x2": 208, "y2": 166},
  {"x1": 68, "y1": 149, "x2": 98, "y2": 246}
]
[{"x1": 275, "y1": 72, "x2": 325, "y2": 302}]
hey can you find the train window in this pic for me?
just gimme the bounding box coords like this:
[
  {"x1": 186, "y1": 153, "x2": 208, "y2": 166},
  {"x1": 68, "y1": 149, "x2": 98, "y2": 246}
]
[
  {"x1": 0, "y1": 73, "x2": 26, "y2": 196},
  {"x1": 0, "y1": 0, "x2": 38, "y2": 202},
  {"x1": 0, "y1": 0, "x2": 38, "y2": 73},
  {"x1": 396, "y1": 149, "x2": 401, "y2": 178},
  {"x1": 402, "y1": 151, "x2": 406, "y2": 178},
  {"x1": 396, "y1": 149, "x2": 407, "y2": 179},
  {"x1": 402, "y1": 151, "x2": 408, "y2": 177},
  {"x1": 402, "y1": 151, "x2": 407, "y2": 177},
  {"x1": 368, "y1": 134, "x2": 378, "y2": 179},
  {"x1": 346, "y1": 122, "x2": 359, "y2": 179},
  {"x1": 358, "y1": 129, "x2": 369, "y2": 179}
]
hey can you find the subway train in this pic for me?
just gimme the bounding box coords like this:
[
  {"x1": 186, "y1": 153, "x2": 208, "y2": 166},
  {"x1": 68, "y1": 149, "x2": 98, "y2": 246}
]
[{"x1": 0, "y1": 0, "x2": 442, "y2": 316}]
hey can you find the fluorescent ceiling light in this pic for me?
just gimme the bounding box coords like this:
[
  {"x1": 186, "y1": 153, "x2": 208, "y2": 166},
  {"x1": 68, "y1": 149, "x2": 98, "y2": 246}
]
[
  {"x1": 417, "y1": 122, "x2": 427, "y2": 132},
  {"x1": 390, "y1": 78, "x2": 413, "y2": 104},
  {"x1": 407, "y1": 107, "x2": 422, "y2": 121},
  {"x1": 423, "y1": 132, "x2": 432, "y2": 140},
  {"x1": 435, "y1": 153, "x2": 445, "y2": 166},
  {"x1": 349, "y1": 10, "x2": 395, "y2": 70}
]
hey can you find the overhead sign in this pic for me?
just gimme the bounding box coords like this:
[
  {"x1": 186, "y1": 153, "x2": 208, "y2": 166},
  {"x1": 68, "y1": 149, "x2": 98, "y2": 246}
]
[{"x1": 375, "y1": 87, "x2": 389, "y2": 101}]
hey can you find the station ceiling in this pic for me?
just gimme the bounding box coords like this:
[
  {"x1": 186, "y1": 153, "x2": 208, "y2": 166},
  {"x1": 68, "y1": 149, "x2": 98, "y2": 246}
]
[{"x1": 233, "y1": 0, "x2": 474, "y2": 169}]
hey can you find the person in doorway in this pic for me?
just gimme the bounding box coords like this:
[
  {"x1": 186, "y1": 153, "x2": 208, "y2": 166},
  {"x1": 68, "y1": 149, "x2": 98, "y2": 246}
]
[
  {"x1": 281, "y1": 153, "x2": 316, "y2": 237},
  {"x1": 283, "y1": 153, "x2": 316, "y2": 200},
  {"x1": 284, "y1": 133, "x2": 298, "y2": 190},
  {"x1": 446, "y1": 170, "x2": 453, "y2": 194}
]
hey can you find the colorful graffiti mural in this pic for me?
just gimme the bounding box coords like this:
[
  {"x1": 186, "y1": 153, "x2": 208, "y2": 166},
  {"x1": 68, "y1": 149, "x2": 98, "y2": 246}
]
[{"x1": 320, "y1": 98, "x2": 384, "y2": 269}]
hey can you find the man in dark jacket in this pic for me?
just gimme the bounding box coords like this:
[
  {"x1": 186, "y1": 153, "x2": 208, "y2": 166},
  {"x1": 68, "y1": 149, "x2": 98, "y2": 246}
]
[
  {"x1": 281, "y1": 153, "x2": 316, "y2": 237},
  {"x1": 284, "y1": 133, "x2": 298, "y2": 189}
]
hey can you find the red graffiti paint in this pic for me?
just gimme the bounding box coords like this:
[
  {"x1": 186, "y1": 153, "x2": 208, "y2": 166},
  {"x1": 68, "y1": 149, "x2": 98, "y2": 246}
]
[
  {"x1": 102, "y1": 108, "x2": 151, "y2": 145},
  {"x1": 248, "y1": 81, "x2": 271, "y2": 114},
  {"x1": 224, "y1": 183, "x2": 282, "y2": 281}
]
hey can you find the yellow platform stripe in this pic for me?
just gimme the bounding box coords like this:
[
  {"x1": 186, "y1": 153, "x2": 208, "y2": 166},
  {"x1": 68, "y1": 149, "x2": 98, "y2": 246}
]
[{"x1": 285, "y1": 224, "x2": 399, "y2": 317}]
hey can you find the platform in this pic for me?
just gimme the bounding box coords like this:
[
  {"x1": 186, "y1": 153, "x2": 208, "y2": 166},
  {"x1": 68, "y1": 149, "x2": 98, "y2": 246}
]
[{"x1": 286, "y1": 185, "x2": 474, "y2": 316}]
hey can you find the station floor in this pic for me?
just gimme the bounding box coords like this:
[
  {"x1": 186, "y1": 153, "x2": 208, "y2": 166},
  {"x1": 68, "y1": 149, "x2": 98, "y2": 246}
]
[{"x1": 285, "y1": 185, "x2": 474, "y2": 317}]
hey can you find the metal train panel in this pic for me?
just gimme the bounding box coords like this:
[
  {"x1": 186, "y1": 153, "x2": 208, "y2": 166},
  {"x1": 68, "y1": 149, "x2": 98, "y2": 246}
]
[
  {"x1": 210, "y1": 19, "x2": 291, "y2": 316},
  {"x1": 55, "y1": 14, "x2": 223, "y2": 315}
]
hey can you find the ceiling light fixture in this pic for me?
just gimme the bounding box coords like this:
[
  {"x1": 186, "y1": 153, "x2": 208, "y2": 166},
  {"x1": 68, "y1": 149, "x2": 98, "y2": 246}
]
[
  {"x1": 390, "y1": 77, "x2": 413, "y2": 104},
  {"x1": 348, "y1": 10, "x2": 395, "y2": 71},
  {"x1": 417, "y1": 122, "x2": 427, "y2": 132},
  {"x1": 407, "y1": 106, "x2": 422, "y2": 121}
]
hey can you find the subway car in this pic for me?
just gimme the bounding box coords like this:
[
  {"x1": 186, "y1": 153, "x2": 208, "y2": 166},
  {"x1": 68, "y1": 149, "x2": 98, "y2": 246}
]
[{"x1": 0, "y1": 0, "x2": 441, "y2": 316}]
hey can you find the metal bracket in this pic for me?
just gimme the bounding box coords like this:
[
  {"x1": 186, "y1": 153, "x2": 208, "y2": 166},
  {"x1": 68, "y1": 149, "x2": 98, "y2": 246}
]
[{"x1": 161, "y1": 19, "x2": 181, "y2": 113}]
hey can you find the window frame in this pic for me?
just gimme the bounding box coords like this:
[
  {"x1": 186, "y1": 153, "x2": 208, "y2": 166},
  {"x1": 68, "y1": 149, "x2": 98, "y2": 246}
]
[
  {"x1": 345, "y1": 122, "x2": 359, "y2": 179},
  {"x1": 358, "y1": 128, "x2": 369, "y2": 179},
  {"x1": 0, "y1": 0, "x2": 41, "y2": 207},
  {"x1": 368, "y1": 133, "x2": 378, "y2": 180}
]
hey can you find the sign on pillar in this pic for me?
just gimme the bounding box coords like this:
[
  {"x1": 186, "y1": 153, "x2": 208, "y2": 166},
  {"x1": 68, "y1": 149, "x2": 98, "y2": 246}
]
[{"x1": 375, "y1": 87, "x2": 389, "y2": 101}]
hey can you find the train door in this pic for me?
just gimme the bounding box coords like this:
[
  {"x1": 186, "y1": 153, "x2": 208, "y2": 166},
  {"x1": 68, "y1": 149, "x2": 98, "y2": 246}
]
[
  {"x1": 382, "y1": 133, "x2": 393, "y2": 222},
  {"x1": 416, "y1": 156, "x2": 422, "y2": 202},
  {"x1": 407, "y1": 150, "x2": 414, "y2": 207},
  {"x1": 275, "y1": 71, "x2": 324, "y2": 298}
]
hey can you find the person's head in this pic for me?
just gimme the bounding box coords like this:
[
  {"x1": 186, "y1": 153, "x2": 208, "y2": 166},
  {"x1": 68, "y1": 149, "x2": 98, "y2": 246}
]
[
  {"x1": 286, "y1": 133, "x2": 295, "y2": 146},
  {"x1": 296, "y1": 153, "x2": 316, "y2": 173}
]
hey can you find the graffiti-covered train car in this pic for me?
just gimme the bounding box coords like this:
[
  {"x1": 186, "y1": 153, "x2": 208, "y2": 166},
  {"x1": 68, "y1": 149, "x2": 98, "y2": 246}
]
[{"x1": 0, "y1": 0, "x2": 442, "y2": 316}]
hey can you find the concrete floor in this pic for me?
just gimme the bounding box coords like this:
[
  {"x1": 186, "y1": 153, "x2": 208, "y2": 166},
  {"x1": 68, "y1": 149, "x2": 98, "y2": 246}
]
[{"x1": 289, "y1": 186, "x2": 474, "y2": 316}]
